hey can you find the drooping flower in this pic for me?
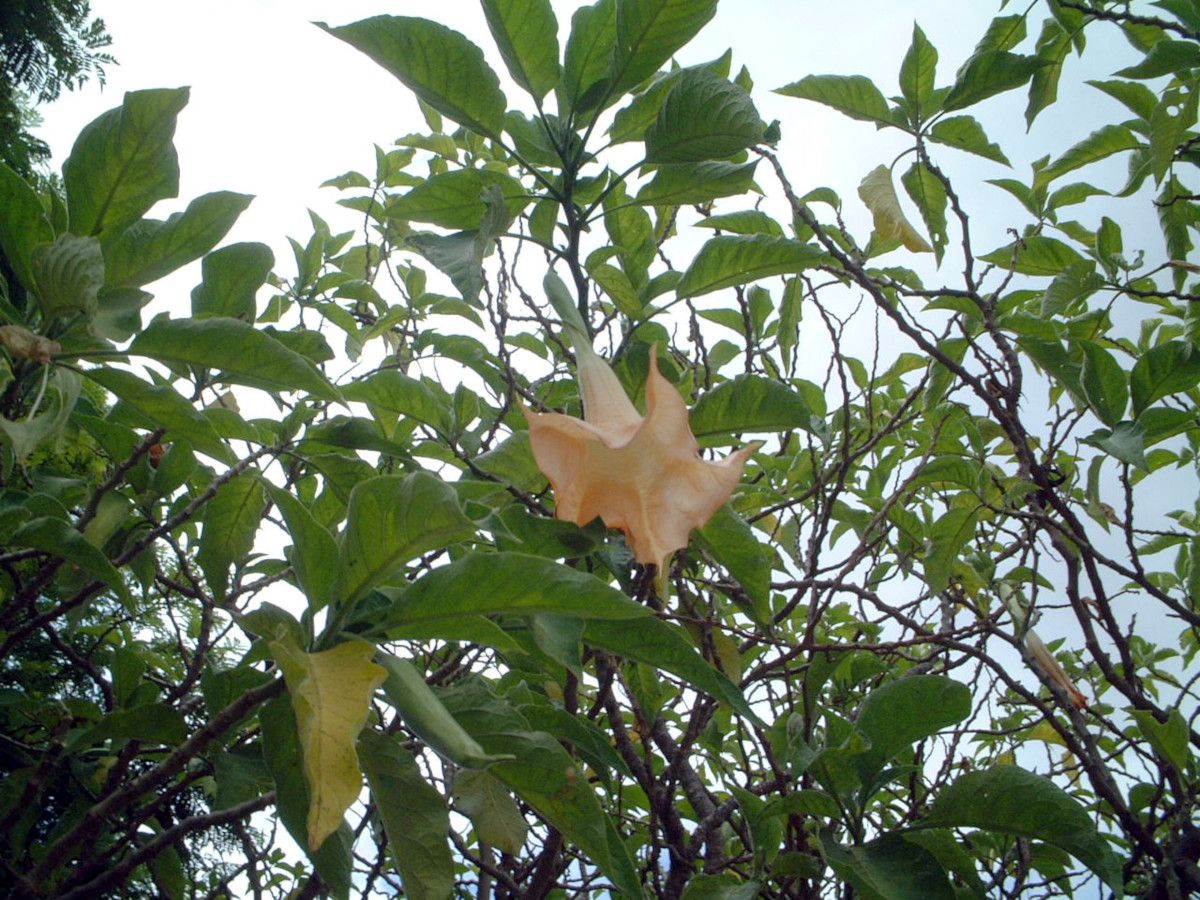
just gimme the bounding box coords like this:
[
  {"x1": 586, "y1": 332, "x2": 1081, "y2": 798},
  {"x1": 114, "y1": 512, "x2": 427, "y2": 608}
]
[
  {"x1": 523, "y1": 338, "x2": 759, "y2": 575},
  {"x1": 1024, "y1": 628, "x2": 1088, "y2": 710}
]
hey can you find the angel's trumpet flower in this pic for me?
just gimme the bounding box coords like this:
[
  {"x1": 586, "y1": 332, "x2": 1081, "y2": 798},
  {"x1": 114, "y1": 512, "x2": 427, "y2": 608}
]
[
  {"x1": 1024, "y1": 628, "x2": 1089, "y2": 710},
  {"x1": 523, "y1": 339, "x2": 759, "y2": 575}
]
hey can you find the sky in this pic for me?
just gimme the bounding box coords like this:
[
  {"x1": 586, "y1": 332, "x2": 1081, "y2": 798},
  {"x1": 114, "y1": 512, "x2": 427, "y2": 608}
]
[{"x1": 33, "y1": 0, "x2": 1019, "y2": 276}]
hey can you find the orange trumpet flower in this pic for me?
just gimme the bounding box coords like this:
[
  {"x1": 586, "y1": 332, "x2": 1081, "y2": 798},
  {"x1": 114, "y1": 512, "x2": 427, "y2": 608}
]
[{"x1": 523, "y1": 339, "x2": 760, "y2": 575}]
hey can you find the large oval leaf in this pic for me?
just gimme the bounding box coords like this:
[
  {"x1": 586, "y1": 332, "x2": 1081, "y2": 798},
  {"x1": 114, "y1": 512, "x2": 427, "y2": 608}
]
[
  {"x1": 645, "y1": 71, "x2": 763, "y2": 163},
  {"x1": 853, "y1": 675, "x2": 972, "y2": 781},
  {"x1": 102, "y1": 191, "x2": 252, "y2": 289},
  {"x1": 481, "y1": 0, "x2": 561, "y2": 101},
  {"x1": 916, "y1": 765, "x2": 1124, "y2": 894},
  {"x1": 386, "y1": 552, "x2": 650, "y2": 630},
  {"x1": 611, "y1": 0, "x2": 718, "y2": 100},
  {"x1": 321, "y1": 17, "x2": 506, "y2": 137},
  {"x1": 677, "y1": 235, "x2": 827, "y2": 298},
  {"x1": 387, "y1": 168, "x2": 528, "y2": 230},
  {"x1": 690, "y1": 374, "x2": 819, "y2": 436},
  {"x1": 340, "y1": 473, "x2": 476, "y2": 604},
  {"x1": 129, "y1": 316, "x2": 339, "y2": 400},
  {"x1": 63, "y1": 88, "x2": 189, "y2": 237}
]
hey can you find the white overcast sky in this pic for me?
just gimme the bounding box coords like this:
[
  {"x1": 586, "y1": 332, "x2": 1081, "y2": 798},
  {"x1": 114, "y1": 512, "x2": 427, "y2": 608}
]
[{"x1": 33, "y1": 0, "x2": 1077, "y2": 269}]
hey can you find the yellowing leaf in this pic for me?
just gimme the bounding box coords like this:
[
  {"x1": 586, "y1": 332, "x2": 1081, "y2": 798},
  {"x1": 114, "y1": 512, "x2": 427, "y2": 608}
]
[
  {"x1": 270, "y1": 636, "x2": 387, "y2": 851},
  {"x1": 857, "y1": 164, "x2": 932, "y2": 253},
  {"x1": 1022, "y1": 720, "x2": 1068, "y2": 748}
]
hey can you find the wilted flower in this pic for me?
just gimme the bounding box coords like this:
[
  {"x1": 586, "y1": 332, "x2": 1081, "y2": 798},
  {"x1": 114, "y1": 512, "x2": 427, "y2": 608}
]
[
  {"x1": 523, "y1": 339, "x2": 759, "y2": 575},
  {"x1": 0, "y1": 325, "x2": 59, "y2": 365},
  {"x1": 1025, "y1": 628, "x2": 1088, "y2": 710}
]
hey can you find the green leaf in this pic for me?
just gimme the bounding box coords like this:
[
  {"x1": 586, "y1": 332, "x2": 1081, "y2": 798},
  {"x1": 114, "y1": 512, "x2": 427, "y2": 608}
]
[
  {"x1": 77, "y1": 703, "x2": 188, "y2": 748},
  {"x1": 901, "y1": 162, "x2": 948, "y2": 263},
  {"x1": 260, "y1": 696, "x2": 354, "y2": 899},
  {"x1": 63, "y1": 88, "x2": 190, "y2": 237},
  {"x1": 481, "y1": 0, "x2": 561, "y2": 100},
  {"x1": 407, "y1": 230, "x2": 487, "y2": 304},
  {"x1": 584, "y1": 616, "x2": 759, "y2": 723},
  {"x1": 440, "y1": 682, "x2": 642, "y2": 897},
  {"x1": 359, "y1": 730, "x2": 455, "y2": 900},
  {"x1": 341, "y1": 370, "x2": 452, "y2": 437},
  {"x1": 1080, "y1": 341, "x2": 1129, "y2": 427},
  {"x1": 0, "y1": 369, "x2": 81, "y2": 463},
  {"x1": 197, "y1": 474, "x2": 265, "y2": 601},
  {"x1": 1131, "y1": 340, "x2": 1200, "y2": 416},
  {"x1": 453, "y1": 769, "x2": 528, "y2": 854},
  {"x1": 1159, "y1": 175, "x2": 1194, "y2": 289},
  {"x1": 858, "y1": 165, "x2": 932, "y2": 253},
  {"x1": 378, "y1": 655, "x2": 509, "y2": 768},
  {"x1": 32, "y1": 234, "x2": 104, "y2": 319},
  {"x1": 1050, "y1": 181, "x2": 1108, "y2": 210},
  {"x1": 190, "y1": 242, "x2": 274, "y2": 320},
  {"x1": 385, "y1": 552, "x2": 649, "y2": 632},
  {"x1": 1040, "y1": 124, "x2": 1142, "y2": 184},
  {"x1": 10, "y1": 515, "x2": 129, "y2": 603},
  {"x1": 320, "y1": 17, "x2": 506, "y2": 137},
  {"x1": 600, "y1": 181, "x2": 655, "y2": 287},
  {"x1": 608, "y1": 51, "x2": 732, "y2": 145},
  {"x1": 1087, "y1": 78, "x2": 1158, "y2": 120},
  {"x1": 690, "y1": 373, "x2": 819, "y2": 436},
  {"x1": 644, "y1": 71, "x2": 763, "y2": 163},
  {"x1": 853, "y1": 675, "x2": 971, "y2": 781},
  {"x1": 212, "y1": 745, "x2": 273, "y2": 811},
  {"x1": 1091, "y1": 420, "x2": 1149, "y2": 470},
  {"x1": 266, "y1": 485, "x2": 341, "y2": 613},
  {"x1": 0, "y1": 161, "x2": 54, "y2": 291},
  {"x1": 922, "y1": 506, "x2": 979, "y2": 594},
  {"x1": 388, "y1": 168, "x2": 527, "y2": 230},
  {"x1": 1041, "y1": 260, "x2": 1104, "y2": 316},
  {"x1": 677, "y1": 234, "x2": 826, "y2": 298},
  {"x1": 1026, "y1": 21, "x2": 1071, "y2": 127},
  {"x1": 341, "y1": 473, "x2": 476, "y2": 604},
  {"x1": 899, "y1": 24, "x2": 938, "y2": 117},
  {"x1": 682, "y1": 875, "x2": 762, "y2": 900},
  {"x1": 611, "y1": 0, "x2": 719, "y2": 100},
  {"x1": 821, "y1": 833, "x2": 956, "y2": 900},
  {"x1": 927, "y1": 115, "x2": 1010, "y2": 165},
  {"x1": 1150, "y1": 80, "x2": 1200, "y2": 184},
  {"x1": 590, "y1": 262, "x2": 644, "y2": 317},
  {"x1": 129, "y1": 317, "x2": 339, "y2": 400},
  {"x1": 84, "y1": 367, "x2": 234, "y2": 464},
  {"x1": 696, "y1": 503, "x2": 774, "y2": 607},
  {"x1": 942, "y1": 51, "x2": 1047, "y2": 112},
  {"x1": 1019, "y1": 337, "x2": 1084, "y2": 401},
  {"x1": 560, "y1": 0, "x2": 617, "y2": 113},
  {"x1": 1115, "y1": 39, "x2": 1200, "y2": 79},
  {"x1": 917, "y1": 765, "x2": 1124, "y2": 894},
  {"x1": 774, "y1": 74, "x2": 893, "y2": 125},
  {"x1": 980, "y1": 234, "x2": 1084, "y2": 276},
  {"x1": 974, "y1": 14, "x2": 1026, "y2": 53},
  {"x1": 1129, "y1": 709, "x2": 1191, "y2": 774},
  {"x1": 102, "y1": 191, "x2": 252, "y2": 289},
  {"x1": 636, "y1": 159, "x2": 760, "y2": 206},
  {"x1": 695, "y1": 210, "x2": 784, "y2": 237}
]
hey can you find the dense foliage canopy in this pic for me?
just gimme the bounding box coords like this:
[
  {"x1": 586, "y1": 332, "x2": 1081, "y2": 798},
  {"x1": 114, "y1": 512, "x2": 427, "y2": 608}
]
[
  {"x1": 1, "y1": 1, "x2": 1198, "y2": 898},
  {"x1": 0, "y1": 0, "x2": 113, "y2": 177}
]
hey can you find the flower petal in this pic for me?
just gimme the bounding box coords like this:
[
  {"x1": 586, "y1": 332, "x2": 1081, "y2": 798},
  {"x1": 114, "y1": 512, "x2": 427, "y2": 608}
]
[
  {"x1": 574, "y1": 339, "x2": 641, "y2": 443},
  {"x1": 524, "y1": 339, "x2": 759, "y2": 575}
]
